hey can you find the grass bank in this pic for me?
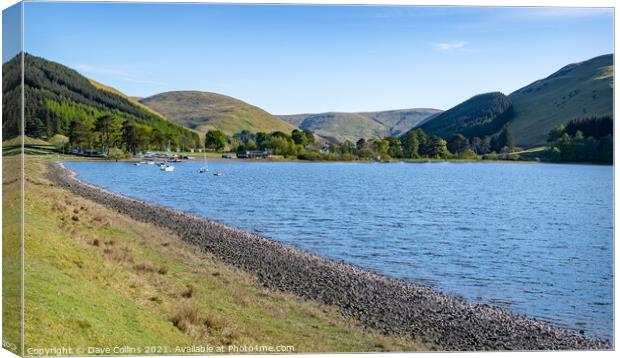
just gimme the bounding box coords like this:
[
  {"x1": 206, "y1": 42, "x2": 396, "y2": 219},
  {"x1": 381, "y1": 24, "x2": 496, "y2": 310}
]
[{"x1": 20, "y1": 157, "x2": 426, "y2": 353}]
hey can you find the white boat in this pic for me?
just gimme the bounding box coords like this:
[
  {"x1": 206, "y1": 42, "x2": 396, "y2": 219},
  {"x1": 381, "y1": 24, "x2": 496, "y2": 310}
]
[
  {"x1": 199, "y1": 148, "x2": 208, "y2": 173},
  {"x1": 160, "y1": 165, "x2": 175, "y2": 172}
]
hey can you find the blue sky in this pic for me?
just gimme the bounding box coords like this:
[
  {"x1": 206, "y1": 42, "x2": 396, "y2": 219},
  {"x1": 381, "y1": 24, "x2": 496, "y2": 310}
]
[{"x1": 17, "y1": 2, "x2": 614, "y2": 114}]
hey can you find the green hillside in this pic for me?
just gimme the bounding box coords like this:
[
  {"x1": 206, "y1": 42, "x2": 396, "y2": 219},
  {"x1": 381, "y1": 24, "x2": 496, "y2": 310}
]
[
  {"x1": 508, "y1": 54, "x2": 613, "y2": 147},
  {"x1": 2, "y1": 53, "x2": 200, "y2": 150},
  {"x1": 139, "y1": 91, "x2": 296, "y2": 136},
  {"x1": 280, "y1": 108, "x2": 441, "y2": 143},
  {"x1": 419, "y1": 92, "x2": 513, "y2": 139}
]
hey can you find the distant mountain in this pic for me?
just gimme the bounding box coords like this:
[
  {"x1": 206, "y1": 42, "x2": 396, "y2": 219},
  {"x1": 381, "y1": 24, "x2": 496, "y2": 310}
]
[
  {"x1": 279, "y1": 108, "x2": 441, "y2": 143},
  {"x1": 508, "y1": 54, "x2": 613, "y2": 147},
  {"x1": 139, "y1": 91, "x2": 296, "y2": 136},
  {"x1": 2, "y1": 53, "x2": 199, "y2": 148},
  {"x1": 418, "y1": 92, "x2": 513, "y2": 140}
]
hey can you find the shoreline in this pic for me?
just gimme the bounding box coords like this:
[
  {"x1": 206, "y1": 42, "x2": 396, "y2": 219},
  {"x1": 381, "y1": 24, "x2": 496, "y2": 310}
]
[
  {"x1": 55, "y1": 152, "x2": 611, "y2": 166},
  {"x1": 48, "y1": 161, "x2": 611, "y2": 351}
]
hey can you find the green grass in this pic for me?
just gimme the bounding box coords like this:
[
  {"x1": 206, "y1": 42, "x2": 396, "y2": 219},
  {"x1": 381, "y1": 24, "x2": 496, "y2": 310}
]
[
  {"x1": 21, "y1": 158, "x2": 427, "y2": 353},
  {"x1": 509, "y1": 54, "x2": 613, "y2": 147},
  {"x1": 2, "y1": 156, "x2": 23, "y2": 355}
]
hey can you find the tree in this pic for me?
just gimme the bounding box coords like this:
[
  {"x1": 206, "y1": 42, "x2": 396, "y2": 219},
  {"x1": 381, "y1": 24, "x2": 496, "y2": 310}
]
[
  {"x1": 303, "y1": 129, "x2": 315, "y2": 144},
  {"x1": 425, "y1": 135, "x2": 450, "y2": 159},
  {"x1": 356, "y1": 138, "x2": 367, "y2": 150},
  {"x1": 151, "y1": 128, "x2": 165, "y2": 150},
  {"x1": 374, "y1": 139, "x2": 390, "y2": 155},
  {"x1": 401, "y1": 131, "x2": 420, "y2": 158},
  {"x1": 291, "y1": 129, "x2": 308, "y2": 146},
  {"x1": 447, "y1": 134, "x2": 469, "y2": 155},
  {"x1": 121, "y1": 120, "x2": 140, "y2": 154},
  {"x1": 95, "y1": 114, "x2": 122, "y2": 155},
  {"x1": 271, "y1": 131, "x2": 290, "y2": 139},
  {"x1": 565, "y1": 115, "x2": 612, "y2": 139},
  {"x1": 135, "y1": 125, "x2": 153, "y2": 151},
  {"x1": 255, "y1": 132, "x2": 268, "y2": 149},
  {"x1": 68, "y1": 120, "x2": 93, "y2": 148},
  {"x1": 49, "y1": 134, "x2": 69, "y2": 153},
  {"x1": 267, "y1": 136, "x2": 293, "y2": 156},
  {"x1": 204, "y1": 130, "x2": 228, "y2": 151},
  {"x1": 548, "y1": 124, "x2": 565, "y2": 143},
  {"x1": 415, "y1": 129, "x2": 431, "y2": 157},
  {"x1": 245, "y1": 139, "x2": 258, "y2": 150},
  {"x1": 108, "y1": 147, "x2": 126, "y2": 162},
  {"x1": 480, "y1": 137, "x2": 492, "y2": 154},
  {"x1": 472, "y1": 136, "x2": 492, "y2": 154},
  {"x1": 384, "y1": 136, "x2": 403, "y2": 158},
  {"x1": 497, "y1": 125, "x2": 514, "y2": 150},
  {"x1": 233, "y1": 130, "x2": 254, "y2": 144}
]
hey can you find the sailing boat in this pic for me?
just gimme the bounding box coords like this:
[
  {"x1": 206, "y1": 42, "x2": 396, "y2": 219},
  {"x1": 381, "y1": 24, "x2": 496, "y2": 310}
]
[{"x1": 198, "y1": 148, "x2": 209, "y2": 173}]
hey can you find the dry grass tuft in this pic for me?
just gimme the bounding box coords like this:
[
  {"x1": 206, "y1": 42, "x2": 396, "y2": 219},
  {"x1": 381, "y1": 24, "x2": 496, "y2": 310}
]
[
  {"x1": 170, "y1": 302, "x2": 228, "y2": 339},
  {"x1": 103, "y1": 246, "x2": 134, "y2": 265},
  {"x1": 134, "y1": 262, "x2": 157, "y2": 273},
  {"x1": 92, "y1": 239, "x2": 100, "y2": 247},
  {"x1": 181, "y1": 284, "x2": 196, "y2": 298},
  {"x1": 134, "y1": 261, "x2": 168, "y2": 275},
  {"x1": 149, "y1": 296, "x2": 163, "y2": 304},
  {"x1": 203, "y1": 312, "x2": 225, "y2": 332},
  {"x1": 171, "y1": 303, "x2": 203, "y2": 336}
]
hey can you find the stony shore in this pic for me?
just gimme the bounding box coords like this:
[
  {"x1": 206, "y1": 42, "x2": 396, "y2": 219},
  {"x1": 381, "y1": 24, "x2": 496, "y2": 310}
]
[{"x1": 48, "y1": 162, "x2": 610, "y2": 351}]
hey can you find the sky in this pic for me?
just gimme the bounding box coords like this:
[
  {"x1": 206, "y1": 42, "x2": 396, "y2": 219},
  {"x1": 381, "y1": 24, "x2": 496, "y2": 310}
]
[{"x1": 10, "y1": 2, "x2": 615, "y2": 114}]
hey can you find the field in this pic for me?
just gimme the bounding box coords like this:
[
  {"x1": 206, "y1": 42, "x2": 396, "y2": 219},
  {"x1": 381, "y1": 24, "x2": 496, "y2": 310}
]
[{"x1": 16, "y1": 157, "x2": 426, "y2": 353}]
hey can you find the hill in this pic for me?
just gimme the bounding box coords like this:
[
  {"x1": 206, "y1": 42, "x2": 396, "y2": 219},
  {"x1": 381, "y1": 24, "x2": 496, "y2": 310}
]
[
  {"x1": 418, "y1": 92, "x2": 513, "y2": 139},
  {"x1": 508, "y1": 54, "x2": 613, "y2": 147},
  {"x1": 88, "y1": 79, "x2": 166, "y2": 119},
  {"x1": 2, "y1": 53, "x2": 200, "y2": 150},
  {"x1": 139, "y1": 91, "x2": 296, "y2": 136},
  {"x1": 279, "y1": 108, "x2": 441, "y2": 143}
]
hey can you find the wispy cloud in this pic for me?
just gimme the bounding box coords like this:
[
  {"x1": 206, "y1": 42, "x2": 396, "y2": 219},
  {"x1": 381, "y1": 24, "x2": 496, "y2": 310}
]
[
  {"x1": 434, "y1": 41, "x2": 469, "y2": 51},
  {"x1": 74, "y1": 64, "x2": 167, "y2": 86}
]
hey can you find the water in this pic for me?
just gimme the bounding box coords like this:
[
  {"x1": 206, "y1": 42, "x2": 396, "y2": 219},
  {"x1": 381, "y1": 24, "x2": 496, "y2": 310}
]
[{"x1": 65, "y1": 160, "x2": 613, "y2": 340}]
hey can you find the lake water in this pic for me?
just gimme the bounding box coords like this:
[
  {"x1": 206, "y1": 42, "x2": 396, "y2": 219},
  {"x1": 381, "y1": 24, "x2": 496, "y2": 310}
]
[{"x1": 65, "y1": 160, "x2": 613, "y2": 340}]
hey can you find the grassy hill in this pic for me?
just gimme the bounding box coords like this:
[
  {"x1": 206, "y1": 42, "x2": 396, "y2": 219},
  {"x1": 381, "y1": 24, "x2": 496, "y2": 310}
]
[
  {"x1": 279, "y1": 108, "x2": 441, "y2": 143},
  {"x1": 88, "y1": 79, "x2": 167, "y2": 119},
  {"x1": 139, "y1": 91, "x2": 296, "y2": 136},
  {"x1": 508, "y1": 54, "x2": 613, "y2": 147},
  {"x1": 418, "y1": 92, "x2": 513, "y2": 139},
  {"x1": 14, "y1": 157, "x2": 426, "y2": 353},
  {"x1": 2, "y1": 53, "x2": 200, "y2": 149}
]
